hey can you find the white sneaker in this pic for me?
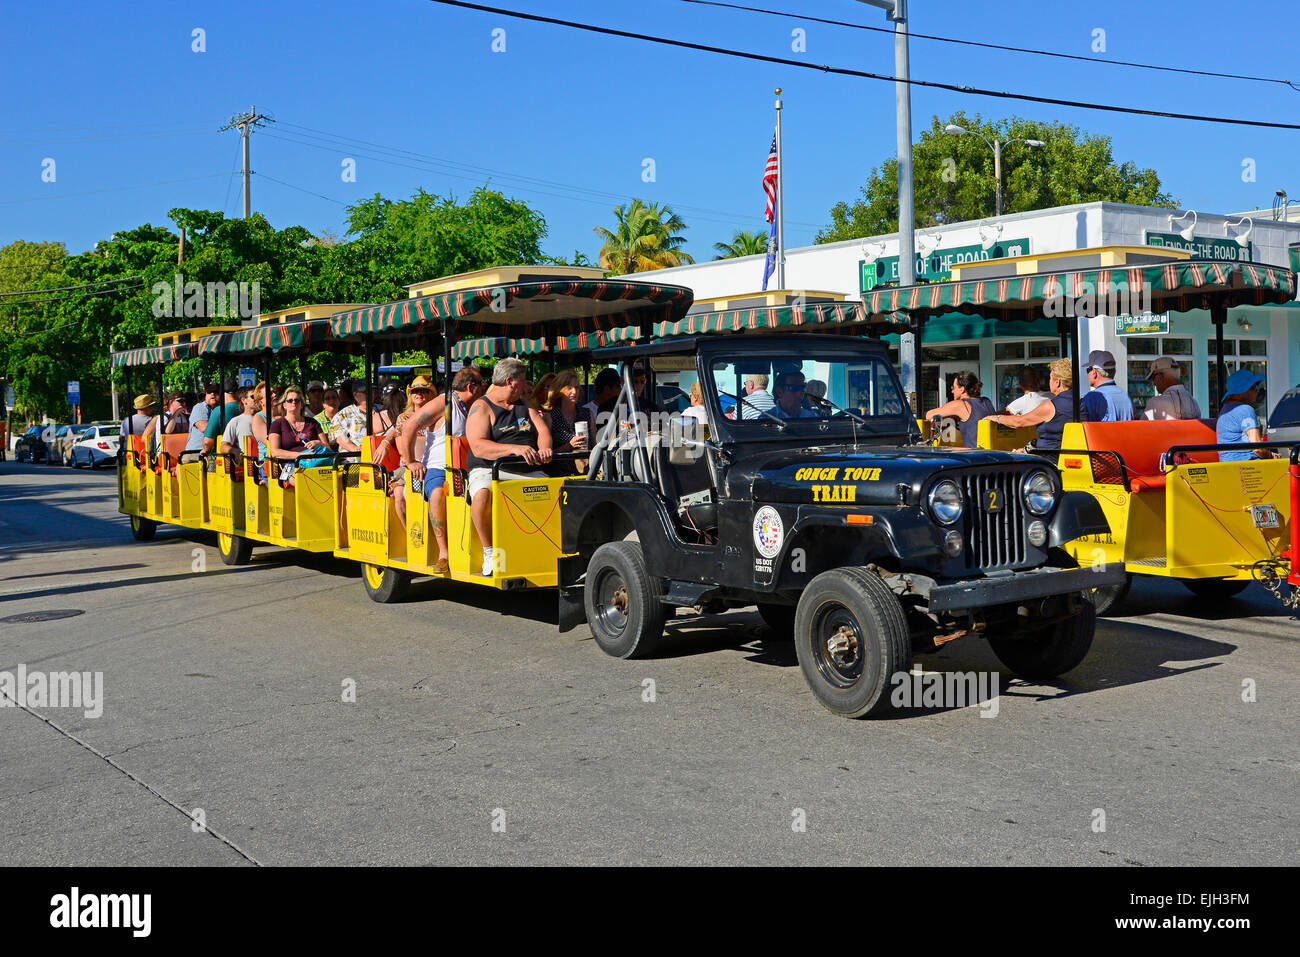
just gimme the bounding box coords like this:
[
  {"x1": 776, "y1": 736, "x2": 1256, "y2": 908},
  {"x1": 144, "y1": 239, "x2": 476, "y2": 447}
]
[{"x1": 481, "y1": 548, "x2": 494, "y2": 577}]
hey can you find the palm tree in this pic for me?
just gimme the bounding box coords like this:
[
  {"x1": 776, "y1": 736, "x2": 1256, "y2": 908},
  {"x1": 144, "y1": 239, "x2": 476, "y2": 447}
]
[
  {"x1": 594, "y1": 199, "x2": 695, "y2": 274},
  {"x1": 713, "y1": 230, "x2": 770, "y2": 260}
]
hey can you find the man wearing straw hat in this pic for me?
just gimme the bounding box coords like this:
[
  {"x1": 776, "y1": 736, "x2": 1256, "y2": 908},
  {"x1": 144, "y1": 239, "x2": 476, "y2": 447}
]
[{"x1": 120, "y1": 394, "x2": 155, "y2": 439}]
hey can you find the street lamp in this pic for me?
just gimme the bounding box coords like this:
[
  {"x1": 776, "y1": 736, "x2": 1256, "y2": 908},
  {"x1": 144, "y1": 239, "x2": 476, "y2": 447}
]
[{"x1": 945, "y1": 124, "x2": 1045, "y2": 217}]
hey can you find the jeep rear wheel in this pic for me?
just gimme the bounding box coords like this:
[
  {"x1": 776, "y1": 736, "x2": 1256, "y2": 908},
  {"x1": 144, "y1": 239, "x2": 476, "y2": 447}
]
[
  {"x1": 989, "y1": 594, "x2": 1096, "y2": 679},
  {"x1": 585, "y1": 541, "x2": 665, "y2": 659},
  {"x1": 793, "y1": 568, "x2": 910, "y2": 718}
]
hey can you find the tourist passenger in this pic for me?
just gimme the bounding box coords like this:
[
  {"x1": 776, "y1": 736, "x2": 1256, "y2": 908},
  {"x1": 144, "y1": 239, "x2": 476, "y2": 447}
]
[
  {"x1": 988, "y1": 358, "x2": 1088, "y2": 458},
  {"x1": 682, "y1": 381, "x2": 708, "y2": 424},
  {"x1": 402, "y1": 367, "x2": 485, "y2": 575},
  {"x1": 120, "y1": 395, "x2": 155, "y2": 439},
  {"x1": 315, "y1": 385, "x2": 340, "y2": 436},
  {"x1": 1081, "y1": 350, "x2": 1134, "y2": 422},
  {"x1": 305, "y1": 380, "x2": 326, "y2": 418},
  {"x1": 1143, "y1": 356, "x2": 1201, "y2": 420},
  {"x1": 384, "y1": 376, "x2": 435, "y2": 531},
  {"x1": 532, "y1": 373, "x2": 558, "y2": 411},
  {"x1": 547, "y1": 368, "x2": 594, "y2": 475},
  {"x1": 586, "y1": 367, "x2": 621, "y2": 420},
  {"x1": 1005, "y1": 367, "x2": 1053, "y2": 415},
  {"x1": 371, "y1": 387, "x2": 405, "y2": 470},
  {"x1": 465, "y1": 357, "x2": 553, "y2": 576},
  {"x1": 267, "y1": 386, "x2": 331, "y2": 484},
  {"x1": 924, "y1": 371, "x2": 996, "y2": 448},
  {"x1": 330, "y1": 380, "x2": 370, "y2": 454},
  {"x1": 741, "y1": 373, "x2": 775, "y2": 419},
  {"x1": 219, "y1": 387, "x2": 257, "y2": 455},
  {"x1": 1217, "y1": 369, "x2": 1270, "y2": 462},
  {"x1": 184, "y1": 383, "x2": 219, "y2": 459},
  {"x1": 201, "y1": 379, "x2": 241, "y2": 455}
]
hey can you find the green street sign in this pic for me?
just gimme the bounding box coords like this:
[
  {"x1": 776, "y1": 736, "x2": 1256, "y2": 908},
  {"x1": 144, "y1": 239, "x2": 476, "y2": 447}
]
[
  {"x1": 860, "y1": 237, "x2": 1031, "y2": 293},
  {"x1": 1145, "y1": 231, "x2": 1253, "y2": 262},
  {"x1": 1115, "y1": 312, "x2": 1170, "y2": 336}
]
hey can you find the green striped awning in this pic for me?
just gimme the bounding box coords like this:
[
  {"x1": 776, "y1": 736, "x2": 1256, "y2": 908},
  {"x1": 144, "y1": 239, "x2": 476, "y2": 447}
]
[
  {"x1": 861, "y1": 260, "x2": 1296, "y2": 322},
  {"x1": 109, "y1": 342, "x2": 198, "y2": 368},
  {"x1": 652, "y1": 301, "x2": 894, "y2": 338},
  {"x1": 331, "y1": 280, "x2": 693, "y2": 339},
  {"x1": 195, "y1": 319, "x2": 334, "y2": 356},
  {"x1": 450, "y1": 325, "x2": 648, "y2": 360}
]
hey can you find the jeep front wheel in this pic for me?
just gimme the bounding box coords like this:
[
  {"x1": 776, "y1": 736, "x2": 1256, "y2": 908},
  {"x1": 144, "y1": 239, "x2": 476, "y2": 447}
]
[
  {"x1": 989, "y1": 594, "x2": 1096, "y2": 679},
  {"x1": 585, "y1": 541, "x2": 665, "y2": 659},
  {"x1": 793, "y1": 568, "x2": 910, "y2": 718}
]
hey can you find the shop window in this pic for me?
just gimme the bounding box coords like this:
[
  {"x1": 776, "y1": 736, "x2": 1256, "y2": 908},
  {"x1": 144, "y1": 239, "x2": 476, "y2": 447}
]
[
  {"x1": 1126, "y1": 336, "x2": 1194, "y2": 417},
  {"x1": 993, "y1": 338, "x2": 1060, "y2": 409},
  {"x1": 1206, "y1": 337, "x2": 1268, "y2": 419}
]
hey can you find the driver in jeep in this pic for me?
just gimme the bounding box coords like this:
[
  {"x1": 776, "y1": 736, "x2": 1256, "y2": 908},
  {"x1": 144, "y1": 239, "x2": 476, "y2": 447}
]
[{"x1": 465, "y1": 357, "x2": 553, "y2": 576}]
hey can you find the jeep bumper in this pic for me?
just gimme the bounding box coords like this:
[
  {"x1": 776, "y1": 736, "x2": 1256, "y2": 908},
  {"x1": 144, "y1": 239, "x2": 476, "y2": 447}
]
[{"x1": 926, "y1": 564, "x2": 1126, "y2": 613}]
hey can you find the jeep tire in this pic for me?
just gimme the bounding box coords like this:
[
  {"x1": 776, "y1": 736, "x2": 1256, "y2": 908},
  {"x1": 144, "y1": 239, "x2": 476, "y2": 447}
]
[
  {"x1": 585, "y1": 541, "x2": 665, "y2": 659},
  {"x1": 756, "y1": 602, "x2": 796, "y2": 639},
  {"x1": 793, "y1": 567, "x2": 910, "y2": 718}
]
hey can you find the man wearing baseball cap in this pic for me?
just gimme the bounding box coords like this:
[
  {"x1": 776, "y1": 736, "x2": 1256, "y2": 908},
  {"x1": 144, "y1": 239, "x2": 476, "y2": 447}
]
[
  {"x1": 1081, "y1": 350, "x2": 1134, "y2": 422},
  {"x1": 1143, "y1": 356, "x2": 1201, "y2": 421},
  {"x1": 1217, "y1": 369, "x2": 1268, "y2": 462}
]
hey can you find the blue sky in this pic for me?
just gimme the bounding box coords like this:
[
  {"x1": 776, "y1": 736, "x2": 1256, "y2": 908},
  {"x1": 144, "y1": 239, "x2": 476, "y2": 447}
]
[{"x1": 2, "y1": 0, "x2": 1297, "y2": 264}]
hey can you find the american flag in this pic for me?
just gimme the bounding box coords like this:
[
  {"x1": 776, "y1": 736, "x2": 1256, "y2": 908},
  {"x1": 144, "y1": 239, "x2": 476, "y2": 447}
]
[{"x1": 762, "y1": 133, "x2": 779, "y2": 222}]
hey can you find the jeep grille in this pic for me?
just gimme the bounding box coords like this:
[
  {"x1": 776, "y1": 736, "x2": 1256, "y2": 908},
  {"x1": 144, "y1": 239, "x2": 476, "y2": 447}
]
[{"x1": 959, "y1": 469, "x2": 1027, "y2": 570}]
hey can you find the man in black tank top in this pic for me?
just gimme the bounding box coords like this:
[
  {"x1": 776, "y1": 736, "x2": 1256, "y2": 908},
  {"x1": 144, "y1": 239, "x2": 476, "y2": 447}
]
[{"x1": 465, "y1": 357, "x2": 554, "y2": 576}]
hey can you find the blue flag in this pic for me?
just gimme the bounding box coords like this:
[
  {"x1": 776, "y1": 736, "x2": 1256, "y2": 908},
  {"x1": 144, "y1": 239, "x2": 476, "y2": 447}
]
[{"x1": 762, "y1": 201, "x2": 778, "y2": 291}]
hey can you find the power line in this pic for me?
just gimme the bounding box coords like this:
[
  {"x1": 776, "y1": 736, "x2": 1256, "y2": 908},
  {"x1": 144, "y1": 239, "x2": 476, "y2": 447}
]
[
  {"x1": 0, "y1": 276, "x2": 142, "y2": 299},
  {"x1": 2, "y1": 279, "x2": 145, "y2": 313},
  {"x1": 423, "y1": 0, "x2": 1300, "y2": 130},
  {"x1": 679, "y1": 0, "x2": 1300, "y2": 91},
  {"x1": 256, "y1": 172, "x2": 351, "y2": 206},
  {"x1": 264, "y1": 125, "x2": 808, "y2": 229},
  {"x1": 0, "y1": 173, "x2": 230, "y2": 206}
]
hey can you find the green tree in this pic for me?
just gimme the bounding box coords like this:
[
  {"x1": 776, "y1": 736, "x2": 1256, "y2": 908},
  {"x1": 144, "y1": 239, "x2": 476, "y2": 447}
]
[
  {"x1": 713, "y1": 229, "x2": 770, "y2": 260},
  {"x1": 594, "y1": 199, "x2": 695, "y2": 274},
  {"x1": 817, "y1": 112, "x2": 1178, "y2": 243}
]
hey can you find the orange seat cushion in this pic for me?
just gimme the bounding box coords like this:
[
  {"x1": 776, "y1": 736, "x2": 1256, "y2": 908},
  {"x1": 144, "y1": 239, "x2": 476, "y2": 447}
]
[
  {"x1": 1080, "y1": 420, "x2": 1219, "y2": 491},
  {"x1": 448, "y1": 436, "x2": 470, "y2": 471}
]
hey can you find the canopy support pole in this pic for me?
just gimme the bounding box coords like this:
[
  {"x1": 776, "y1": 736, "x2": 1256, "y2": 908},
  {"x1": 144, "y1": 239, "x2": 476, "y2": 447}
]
[
  {"x1": 124, "y1": 369, "x2": 132, "y2": 435},
  {"x1": 262, "y1": 353, "x2": 272, "y2": 434},
  {"x1": 298, "y1": 355, "x2": 308, "y2": 388},
  {"x1": 157, "y1": 363, "x2": 165, "y2": 449},
  {"x1": 1211, "y1": 298, "x2": 1228, "y2": 412},
  {"x1": 1070, "y1": 318, "x2": 1082, "y2": 421},
  {"x1": 363, "y1": 335, "x2": 373, "y2": 440},
  {"x1": 910, "y1": 314, "x2": 927, "y2": 411}
]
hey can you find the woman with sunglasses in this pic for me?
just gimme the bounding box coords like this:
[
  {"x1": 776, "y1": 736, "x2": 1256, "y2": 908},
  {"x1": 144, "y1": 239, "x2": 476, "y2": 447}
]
[{"x1": 268, "y1": 386, "x2": 332, "y2": 485}]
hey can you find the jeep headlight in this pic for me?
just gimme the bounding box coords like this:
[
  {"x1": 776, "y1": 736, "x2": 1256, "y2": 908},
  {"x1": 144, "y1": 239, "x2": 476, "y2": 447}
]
[
  {"x1": 927, "y1": 480, "x2": 964, "y2": 525},
  {"x1": 1023, "y1": 470, "x2": 1056, "y2": 515}
]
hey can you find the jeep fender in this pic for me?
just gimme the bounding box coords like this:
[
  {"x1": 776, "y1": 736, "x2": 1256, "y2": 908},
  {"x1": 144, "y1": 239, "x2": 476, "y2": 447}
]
[{"x1": 1047, "y1": 490, "x2": 1111, "y2": 547}]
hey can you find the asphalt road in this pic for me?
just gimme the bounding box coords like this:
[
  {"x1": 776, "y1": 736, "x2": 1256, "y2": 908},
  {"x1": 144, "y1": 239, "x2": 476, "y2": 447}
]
[{"x1": 1, "y1": 460, "x2": 1296, "y2": 866}]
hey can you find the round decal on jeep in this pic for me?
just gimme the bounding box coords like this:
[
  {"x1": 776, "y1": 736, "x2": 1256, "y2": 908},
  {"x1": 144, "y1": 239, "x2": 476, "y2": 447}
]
[{"x1": 753, "y1": 506, "x2": 784, "y2": 559}]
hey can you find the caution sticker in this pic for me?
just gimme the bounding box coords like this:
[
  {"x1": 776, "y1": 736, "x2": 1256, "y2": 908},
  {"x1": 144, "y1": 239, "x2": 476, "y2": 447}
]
[{"x1": 521, "y1": 484, "x2": 550, "y2": 502}]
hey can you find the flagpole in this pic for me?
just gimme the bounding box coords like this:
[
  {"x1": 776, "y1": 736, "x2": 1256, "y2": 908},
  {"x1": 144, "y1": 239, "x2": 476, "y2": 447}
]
[{"x1": 774, "y1": 88, "x2": 786, "y2": 290}]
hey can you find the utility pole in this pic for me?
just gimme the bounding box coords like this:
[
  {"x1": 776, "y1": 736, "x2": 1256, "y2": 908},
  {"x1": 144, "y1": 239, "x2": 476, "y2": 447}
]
[{"x1": 219, "y1": 106, "x2": 272, "y2": 218}]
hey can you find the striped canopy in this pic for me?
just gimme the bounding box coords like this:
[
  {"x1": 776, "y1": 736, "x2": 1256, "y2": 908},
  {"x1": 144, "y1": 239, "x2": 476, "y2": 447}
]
[
  {"x1": 449, "y1": 325, "x2": 645, "y2": 360},
  {"x1": 196, "y1": 319, "x2": 335, "y2": 356},
  {"x1": 652, "y1": 301, "x2": 894, "y2": 339},
  {"x1": 109, "y1": 342, "x2": 198, "y2": 369},
  {"x1": 860, "y1": 259, "x2": 1296, "y2": 323},
  {"x1": 330, "y1": 280, "x2": 693, "y2": 339}
]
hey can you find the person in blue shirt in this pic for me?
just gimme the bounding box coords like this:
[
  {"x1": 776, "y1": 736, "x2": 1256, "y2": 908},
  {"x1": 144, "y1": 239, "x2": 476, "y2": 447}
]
[
  {"x1": 1080, "y1": 350, "x2": 1134, "y2": 422},
  {"x1": 773, "y1": 370, "x2": 818, "y2": 418},
  {"x1": 1217, "y1": 369, "x2": 1268, "y2": 462}
]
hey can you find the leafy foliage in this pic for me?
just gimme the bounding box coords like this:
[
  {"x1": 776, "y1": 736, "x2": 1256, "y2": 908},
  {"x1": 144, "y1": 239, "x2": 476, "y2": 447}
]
[
  {"x1": 713, "y1": 229, "x2": 770, "y2": 260},
  {"x1": 594, "y1": 199, "x2": 694, "y2": 274},
  {"x1": 817, "y1": 112, "x2": 1178, "y2": 243},
  {"x1": 1, "y1": 187, "x2": 551, "y2": 423}
]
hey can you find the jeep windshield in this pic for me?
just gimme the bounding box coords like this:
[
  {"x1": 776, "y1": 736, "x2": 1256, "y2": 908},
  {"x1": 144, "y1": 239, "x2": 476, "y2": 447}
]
[{"x1": 707, "y1": 349, "x2": 912, "y2": 435}]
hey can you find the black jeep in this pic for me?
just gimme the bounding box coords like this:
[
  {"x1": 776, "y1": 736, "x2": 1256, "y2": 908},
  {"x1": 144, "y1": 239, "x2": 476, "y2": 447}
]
[{"x1": 558, "y1": 334, "x2": 1122, "y2": 718}]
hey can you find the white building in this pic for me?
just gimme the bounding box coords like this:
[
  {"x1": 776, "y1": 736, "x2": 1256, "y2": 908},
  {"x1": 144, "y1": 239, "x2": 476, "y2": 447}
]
[{"x1": 632, "y1": 202, "x2": 1300, "y2": 416}]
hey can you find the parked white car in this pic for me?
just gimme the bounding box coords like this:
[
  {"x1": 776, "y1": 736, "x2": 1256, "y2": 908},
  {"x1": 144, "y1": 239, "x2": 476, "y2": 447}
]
[{"x1": 70, "y1": 426, "x2": 120, "y2": 469}]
